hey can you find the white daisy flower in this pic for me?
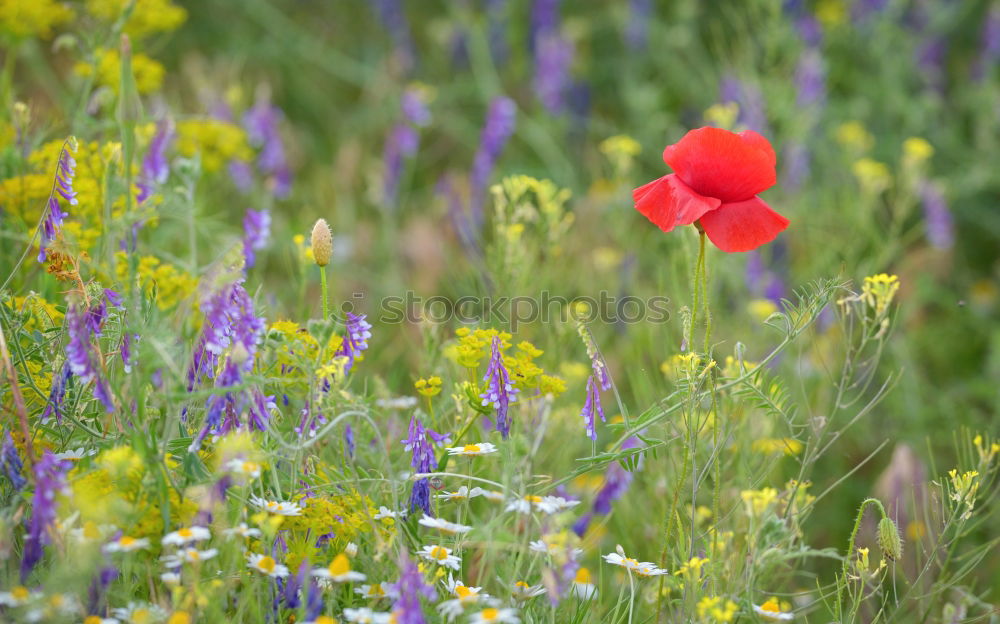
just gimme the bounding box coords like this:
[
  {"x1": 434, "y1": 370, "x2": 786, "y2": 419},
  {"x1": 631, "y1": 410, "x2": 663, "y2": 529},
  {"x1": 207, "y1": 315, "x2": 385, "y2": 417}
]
[
  {"x1": 754, "y1": 598, "x2": 795, "y2": 621},
  {"x1": 536, "y1": 496, "x2": 580, "y2": 514},
  {"x1": 444, "y1": 575, "x2": 487, "y2": 600},
  {"x1": 23, "y1": 592, "x2": 80, "y2": 622},
  {"x1": 162, "y1": 526, "x2": 211, "y2": 546},
  {"x1": 418, "y1": 514, "x2": 472, "y2": 535},
  {"x1": 225, "y1": 458, "x2": 262, "y2": 478},
  {"x1": 110, "y1": 602, "x2": 168, "y2": 623},
  {"x1": 445, "y1": 442, "x2": 498, "y2": 456},
  {"x1": 247, "y1": 553, "x2": 290, "y2": 577},
  {"x1": 469, "y1": 607, "x2": 520, "y2": 623},
  {"x1": 437, "y1": 595, "x2": 500, "y2": 621},
  {"x1": 436, "y1": 486, "x2": 482, "y2": 502},
  {"x1": 104, "y1": 535, "x2": 151, "y2": 553},
  {"x1": 160, "y1": 571, "x2": 181, "y2": 585},
  {"x1": 54, "y1": 447, "x2": 96, "y2": 461},
  {"x1": 249, "y1": 494, "x2": 302, "y2": 516},
  {"x1": 301, "y1": 618, "x2": 340, "y2": 624},
  {"x1": 416, "y1": 544, "x2": 462, "y2": 570},
  {"x1": 0, "y1": 586, "x2": 38, "y2": 606},
  {"x1": 69, "y1": 522, "x2": 117, "y2": 544},
  {"x1": 528, "y1": 538, "x2": 584, "y2": 559},
  {"x1": 312, "y1": 553, "x2": 366, "y2": 583},
  {"x1": 161, "y1": 547, "x2": 218, "y2": 568},
  {"x1": 354, "y1": 583, "x2": 394, "y2": 600},
  {"x1": 478, "y1": 489, "x2": 505, "y2": 503},
  {"x1": 504, "y1": 495, "x2": 544, "y2": 514},
  {"x1": 223, "y1": 522, "x2": 262, "y2": 539},
  {"x1": 345, "y1": 542, "x2": 359, "y2": 557},
  {"x1": 572, "y1": 567, "x2": 598, "y2": 600},
  {"x1": 511, "y1": 581, "x2": 546, "y2": 601},
  {"x1": 602, "y1": 549, "x2": 667, "y2": 576},
  {"x1": 373, "y1": 506, "x2": 404, "y2": 520},
  {"x1": 342, "y1": 607, "x2": 393, "y2": 623}
]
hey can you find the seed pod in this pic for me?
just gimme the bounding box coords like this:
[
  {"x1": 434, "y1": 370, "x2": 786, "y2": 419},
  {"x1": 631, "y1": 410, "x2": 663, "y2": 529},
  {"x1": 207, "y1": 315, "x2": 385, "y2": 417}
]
[
  {"x1": 878, "y1": 516, "x2": 903, "y2": 561},
  {"x1": 311, "y1": 219, "x2": 332, "y2": 267}
]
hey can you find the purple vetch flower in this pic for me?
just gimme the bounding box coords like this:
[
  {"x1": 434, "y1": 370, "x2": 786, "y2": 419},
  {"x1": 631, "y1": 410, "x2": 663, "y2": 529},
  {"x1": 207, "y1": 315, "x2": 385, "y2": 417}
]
[
  {"x1": 103, "y1": 288, "x2": 123, "y2": 308},
  {"x1": 795, "y1": 15, "x2": 823, "y2": 47},
  {"x1": 469, "y1": 97, "x2": 517, "y2": 228},
  {"x1": 87, "y1": 565, "x2": 119, "y2": 615},
  {"x1": 580, "y1": 375, "x2": 605, "y2": 441},
  {"x1": 480, "y1": 335, "x2": 518, "y2": 438},
  {"x1": 387, "y1": 553, "x2": 435, "y2": 624},
  {"x1": 719, "y1": 76, "x2": 768, "y2": 134},
  {"x1": 626, "y1": 0, "x2": 652, "y2": 50},
  {"x1": 304, "y1": 577, "x2": 324, "y2": 621},
  {"x1": 795, "y1": 49, "x2": 826, "y2": 109},
  {"x1": 336, "y1": 312, "x2": 373, "y2": 374},
  {"x1": 41, "y1": 364, "x2": 71, "y2": 423},
  {"x1": 21, "y1": 451, "x2": 71, "y2": 579},
  {"x1": 1, "y1": 431, "x2": 26, "y2": 490},
  {"x1": 66, "y1": 304, "x2": 114, "y2": 413},
  {"x1": 782, "y1": 141, "x2": 811, "y2": 191},
  {"x1": 973, "y1": 6, "x2": 1000, "y2": 81},
  {"x1": 534, "y1": 33, "x2": 574, "y2": 114},
  {"x1": 530, "y1": 0, "x2": 561, "y2": 56},
  {"x1": 920, "y1": 181, "x2": 954, "y2": 250},
  {"x1": 439, "y1": 174, "x2": 479, "y2": 257},
  {"x1": 137, "y1": 119, "x2": 173, "y2": 203},
  {"x1": 745, "y1": 250, "x2": 787, "y2": 308},
  {"x1": 242, "y1": 208, "x2": 272, "y2": 268},
  {"x1": 121, "y1": 332, "x2": 138, "y2": 373},
  {"x1": 38, "y1": 140, "x2": 77, "y2": 263},
  {"x1": 372, "y1": 0, "x2": 417, "y2": 71},
  {"x1": 851, "y1": 0, "x2": 889, "y2": 24},
  {"x1": 573, "y1": 436, "x2": 644, "y2": 536},
  {"x1": 284, "y1": 560, "x2": 310, "y2": 609},
  {"x1": 243, "y1": 99, "x2": 292, "y2": 198},
  {"x1": 345, "y1": 424, "x2": 355, "y2": 458},
  {"x1": 403, "y1": 416, "x2": 440, "y2": 516},
  {"x1": 382, "y1": 123, "x2": 420, "y2": 207}
]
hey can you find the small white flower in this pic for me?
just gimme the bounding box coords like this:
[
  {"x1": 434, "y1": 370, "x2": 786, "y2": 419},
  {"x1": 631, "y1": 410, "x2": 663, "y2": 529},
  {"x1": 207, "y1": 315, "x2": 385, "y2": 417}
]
[
  {"x1": 110, "y1": 602, "x2": 168, "y2": 623},
  {"x1": 436, "y1": 486, "x2": 482, "y2": 502},
  {"x1": 602, "y1": 550, "x2": 667, "y2": 576},
  {"x1": 312, "y1": 553, "x2": 366, "y2": 583},
  {"x1": 375, "y1": 396, "x2": 418, "y2": 410},
  {"x1": 225, "y1": 458, "x2": 262, "y2": 478},
  {"x1": 468, "y1": 607, "x2": 520, "y2": 623},
  {"x1": 417, "y1": 544, "x2": 462, "y2": 570},
  {"x1": 162, "y1": 526, "x2": 211, "y2": 546},
  {"x1": 418, "y1": 514, "x2": 472, "y2": 535},
  {"x1": 249, "y1": 494, "x2": 302, "y2": 516},
  {"x1": 373, "y1": 506, "x2": 403, "y2": 520},
  {"x1": 104, "y1": 535, "x2": 151, "y2": 553},
  {"x1": 529, "y1": 538, "x2": 584, "y2": 559},
  {"x1": 0, "y1": 586, "x2": 37, "y2": 606},
  {"x1": 478, "y1": 489, "x2": 505, "y2": 503},
  {"x1": 437, "y1": 595, "x2": 500, "y2": 621},
  {"x1": 511, "y1": 581, "x2": 546, "y2": 601},
  {"x1": 536, "y1": 496, "x2": 580, "y2": 514},
  {"x1": 160, "y1": 571, "x2": 181, "y2": 585},
  {"x1": 247, "y1": 553, "x2": 289, "y2": 578},
  {"x1": 754, "y1": 599, "x2": 795, "y2": 621},
  {"x1": 345, "y1": 542, "x2": 359, "y2": 557},
  {"x1": 446, "y1": 442, "x2": 498, "y2": 456},
  {"x1": 54, "y1": 447, "x2": 96, "y2": 461},
  {"x1": 68, "y1": 522, "x2": 117, "y2": 544},
  {"x1": 342, "y1": 607, "x2": 393, "y2": 623},
  {"x1": 354, "y1": 583, "x2": 394, "y2": 600},
  {"x1": 572, "y1": 567, "x2": 598, "y2": 600},
  {"x1": 224, "y1": 522, "x2": 262, "y2": 539},
  {"x1": 161, "y1": 547, "x2": 218, "y2": 568}
]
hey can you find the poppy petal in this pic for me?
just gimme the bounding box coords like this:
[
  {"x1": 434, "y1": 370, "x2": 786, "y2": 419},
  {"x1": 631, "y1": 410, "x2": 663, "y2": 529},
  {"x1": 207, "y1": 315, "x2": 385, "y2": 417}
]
[
  {"x1": 662, "y1": 127, "x2": 777, "y2": 202},
  {"x1": 633, "y1": 175, "x2": 721, "y2": 232},
  {"x1": 698, "y1": 196, "x2": 789, "y2": 253}
]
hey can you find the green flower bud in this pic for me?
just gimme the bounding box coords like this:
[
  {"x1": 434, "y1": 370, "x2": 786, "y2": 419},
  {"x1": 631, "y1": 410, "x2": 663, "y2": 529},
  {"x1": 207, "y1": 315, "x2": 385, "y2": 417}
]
[
  {"x1": 878, "y1": 516, "x2": 903, "y2": 561},
  {"x1": 311, "y1": 219, "x2": 332, "y2": 267}
]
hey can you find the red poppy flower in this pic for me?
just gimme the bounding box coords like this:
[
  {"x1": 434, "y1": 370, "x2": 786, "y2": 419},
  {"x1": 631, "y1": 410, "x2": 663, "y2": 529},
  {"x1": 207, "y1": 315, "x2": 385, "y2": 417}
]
[{"x1": 633, "y1": 127, "x2": 789, "y2": 252}]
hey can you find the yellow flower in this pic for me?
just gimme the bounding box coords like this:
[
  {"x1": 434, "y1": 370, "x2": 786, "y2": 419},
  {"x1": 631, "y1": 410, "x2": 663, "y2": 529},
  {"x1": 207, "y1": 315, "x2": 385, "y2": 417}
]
[
  {"x1": 852, "y1": 158, "x2": 892, "y2": 192},
  {"x1": 861, "y1": 273, "x2": 899, "y2": 317},
  {"x1": 696, "y1": 595, "x2": 737, "y2": 622},
  {"x1": 599, "y1": 135, "x2": 641, "y2": 158},
  {"x1": 175, "y1": 119, "x2": 252, "y2": 172},
  {"x1": 902, "y1": 136, "x2": 933, "y2": 164},
  {"x1": 84, "y1": 0, "x2": 187, "y2": 39},
  {"x1": 741, "y1": 487, "x2": 778, "y2": 516},
  {"x1": 0, "y1": 0, "x2": 74, "y2": 39},
  {"x1": 415, "y1": 376, "x2": 443, "y2": 397},
  {"x1": 816, "y1": 0, "x2": 846, "y2": 26},
  {"x1": 74, "y1": 47, "x2": 166, "y2": 95},
  {"x1": 748, "y1": 298, "x2": 779, "y2": 323},
  {"x1": 675, "y1": 556, "x2": 709, "y2": 578},
  {"x1": 751, "y1": 438, "x2": 804, "y2": 456},
  {"x1": 703, "y1": 102, "x2": 740, "y2": 131},
  {"x1": 835, "y1": 121, "x2": 874, "y2": 152}
]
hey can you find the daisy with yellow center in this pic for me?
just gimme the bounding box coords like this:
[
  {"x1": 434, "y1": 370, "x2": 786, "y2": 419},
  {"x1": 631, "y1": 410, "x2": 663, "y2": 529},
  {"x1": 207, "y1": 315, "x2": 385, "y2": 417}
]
[
  {"x1": 342, "y1": 607, "x2": 392, "y2": 623},
  {"x1": 161, "y1": 547, "x2": 219, "y2": 568},
  {"x1": 104, "y1": 535, "x2": 152, "y2": 553},
  {"x1": 313, "y1": 553, "x2": 367, "y2": 583},
  {"x1": 478, "y1": 489, "x2": 505, "y2": 503},
  {"x1": 223, "y1": 522, "x2": 263, "y2": 539},
  {"x1": 249, "y1": 494, "x2": 302, "y2": 516},
  {"x1": 226, "y1": 457, "x2": 262, "y2": 478},
  {"x1": 302, "y1": 617, "x2": 341, "y2": 624},
  {"x1": 111, "y1": 602, "x2": 168, "y2": 623},
  {"x1": 753, "y1": 597, "x2": 794, "y2": 621},
  {"x1": 416, "y1": 544, "x2": 462, "y2": 570},
  {"x1": 436, "y1": 486, "x2": 482, "y2": 502},
  {"x1": 446, "y1": 442, "x2": 498, "y2": 456},
  {"x1": 162, "y1": 525, "x2": 211, "y2": 546},
  {"x1": 354, "y1": 583, "x2": 391, "y2": 600},
  {"x1": 247, "y1": 553, "x2": 290, "y2": 577},
  {"x1": 572, "y1": 567, "x2": 597, "y2": 600},
  {"x1": 511, "y1": 581, "x2": 546, "y2": 601},
  {"x1": 469, "y1": 607, "x2": 520, "y2": 623},
  {"x1": 0, "y1": 586, "x2": 36, "y2": 606},
  {"x1": 603, "y1": 547, "x2": 667, "y2": 576},
  {"x1": 418, "y1": 514, "x2": 473, "y2": 535}
]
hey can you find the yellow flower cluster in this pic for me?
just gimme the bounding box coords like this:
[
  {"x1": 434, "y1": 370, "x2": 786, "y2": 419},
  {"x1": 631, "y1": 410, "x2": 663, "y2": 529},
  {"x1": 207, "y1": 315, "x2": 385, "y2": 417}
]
[
  {"x1": 835, "y1": 120, "x2": 874, "y2": 152},
  {"x1": 84, "y1": 0, "x2": 187, "y2": 39},
  {"x1": 861, "y1": 273, "x2": 899, "y2": 317},
  {"x1": 74, "y1": 47, "x2": 166, "y2": 95},
  {"x1": 445, "y1": 328, "x2": 565, "y2": 397},
  {"x1": 696, "y1": 595, "x2": 737, "y2": 623},
  {"x1": 281, "y1": 491, "x2": 375, "y2": 563},
  {"x1": 115, "y1": 252, "x2": 197, "y2": 310},
  {"x1": 415, "y1": 376, "x2": 443, "y2": 397},
  {"x1": 751, "y1": 438, "x2": 804, "y2": 456},
  {"x1": 0, "y1": 0, "x2": 73, "y2": 39},
  {"x1": 948, "y1": 469, "x2": 980, "y2": 520},
  {"x1": 269, "y1": 320, "x2": 344, "y2": 376},
  {"x1": 740, "y1": 487, "x2": 779, "y2": 516},
  {"x1": 176, "y1": 119, "x2": 252, "y2": 173},
  {"x1": 703, "y1": 102, "x2": 740, "y2": 131},
  {"x1": 852, "y1": 157, "x2": 892, "y2": 192}
]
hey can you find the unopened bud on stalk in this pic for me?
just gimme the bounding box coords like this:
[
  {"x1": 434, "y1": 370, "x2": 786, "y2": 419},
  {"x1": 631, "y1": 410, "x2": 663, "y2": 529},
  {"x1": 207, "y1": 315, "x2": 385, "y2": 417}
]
[
  {"x1": 877, "y1": 516, "x2": 903, "y2": 561},
  {"x1": 311, "y1": 219, "x2": 332, "y2": 267}
]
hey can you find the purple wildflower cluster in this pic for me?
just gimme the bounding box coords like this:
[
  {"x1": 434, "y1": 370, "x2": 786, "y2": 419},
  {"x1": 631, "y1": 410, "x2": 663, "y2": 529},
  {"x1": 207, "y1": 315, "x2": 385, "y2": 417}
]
[
  {"x1": 38, "y1": 141, "x2": 77, "y2": 263},
  {"x1": 186, "y1": 275, "x2": 270, "y2": 451},
  {"x1": 65, "y1": 299, "x2": 115, "y2": 413},
  {"x1": 719, "y1": 76, "x2": 769, "y2": 135},
  {"x1": 382, "y1": 88, "x2": 431, "y2": 209},
  {"x1": 480, "y1": 335, "x2": 518, "y2": 439},
  {"x1": 920, "y1": 181, "x2": 954, "y2": 250},
  {"x1": 21, "y1": 451, "x2": 71, "y2": 579},
  {"x1": 1, "y1": 431, "x2": 26, "y2": 490},
  {"x1": 372, "y1": 0, "x2": 416, "y2": 72},
  {"x1": 386, "y1": 553, "x2": 435, "y2": 624},
  {"x1": 137, "y1": 119, "x2": 172, "y2": 204},
  {"x1": 745, "y1": 247, "x2": 787, "y2": 308},
  {"x1": 469, "y1": 97, "x2": 517, "y2": 226},
  {"x1": 403, "y1": 416, "x2": 446, "y2": 516},
  {"x1": 580, "y1": 376, "x2": 605, "y2": 441},
  {"x1": 578, "y1": 330, "x2": 610, "y2": 440},
  {"x1": 973, "y1": 6, "x2": 1000, "y2": 82},
  {"x1": 242, "y1": 208, "x2": 272, "y2": 268},
  {"x1": 626, "y1": 0, "x2": 652, "y2": 51},
  {"x1": 337, "y1": 312, "x2": 373, "y2": 374},
  {"x1": 534, "y1": 33, "x2": 574, "y2": 115},
  {"x1": 243, "y1": 97, "x2": 292, "y2": 199},
  {"x1": 573, "y1": 436, "x2": 644, "y2": 536}
]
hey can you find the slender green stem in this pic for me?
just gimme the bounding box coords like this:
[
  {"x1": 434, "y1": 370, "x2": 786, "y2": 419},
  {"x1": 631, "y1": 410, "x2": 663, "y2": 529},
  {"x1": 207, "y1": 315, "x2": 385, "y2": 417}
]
[{"x1": 319, "y1": 266, "x2": 329, "y2": 320}]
